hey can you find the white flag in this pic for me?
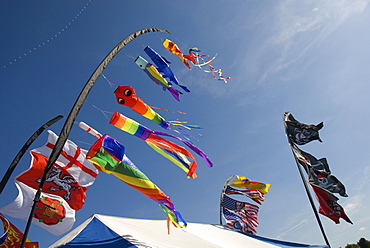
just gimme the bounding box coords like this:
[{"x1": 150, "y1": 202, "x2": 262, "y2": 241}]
[
  {"x1": 32, "y1": 130, "x2": 98, "y2": 187},
  {"x1": 0, "y1": 181, "x2": 75, "y2": 236}
]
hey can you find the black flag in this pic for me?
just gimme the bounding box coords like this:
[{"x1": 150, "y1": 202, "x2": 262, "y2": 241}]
[
  {"x1": 292, "y1": 145, "x2": 347, "y2": 197},
  {"x1": 284, "y1": 112, "x2": 323, "y2": 145}
]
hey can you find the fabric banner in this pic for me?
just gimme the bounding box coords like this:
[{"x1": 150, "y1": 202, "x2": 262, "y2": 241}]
[
  {"x1": 0, "y1": 181, "x2": 75, "y2": 236},
  {"x1": 32, "y1": 130, "x2": 98, "y2": 187},
  {"x1": 284, "y1": 112, "x2": 323, "y2": 145},
  {"x1": 292, "y1": 145, "x2": 347, "y2": 197},
  {"x1": 16, "y1": 152, "x2": 87, "y2": 211},
  {"x1": 228, "y1": 175, "x2": 270, "y2": 194},
  {"x1": 224, "y1": 185, "x2": 265, "y2": 205},
  {"x1": 310, "y1": 184, "x2": 352, "y2": 224}
]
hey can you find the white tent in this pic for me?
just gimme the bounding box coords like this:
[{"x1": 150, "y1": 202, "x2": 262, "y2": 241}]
[{"x1": 50, "y1": 214, "x2": 328, "y2": 248}]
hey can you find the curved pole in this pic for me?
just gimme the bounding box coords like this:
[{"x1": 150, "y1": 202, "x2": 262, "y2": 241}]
[
  {"x1": 219, "y1": 175, "x2": 234, "y2": 225},
  {"x1": 0, "y1": 115, "x2": 63, "y2": 195},
  {"x1": 20, "y1": 28, "x2": 170, "y2": 248}
]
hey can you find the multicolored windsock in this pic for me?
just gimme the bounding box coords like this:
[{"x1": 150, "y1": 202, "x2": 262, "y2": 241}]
[
  {"x1": 86, "y1": 134, "x2": 186, "y2": 229},
  {"x1": 109, "y1": 112, "x2": 213, "y2": 179}
]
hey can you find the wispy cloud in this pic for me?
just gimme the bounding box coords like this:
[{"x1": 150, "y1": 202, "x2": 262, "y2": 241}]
[{"x1": 242, "y1": 0, "x2": 369, "y2": 85}]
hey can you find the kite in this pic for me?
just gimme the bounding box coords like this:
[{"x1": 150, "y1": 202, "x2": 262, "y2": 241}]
[
  {"x1": 229, "y1": 176, "x2": 271, "y2": 194},
  {"x1": 80, "y1": 123, "x2": 187, "y2": 230},
  {"x1": 144, "y1": 46, "x2": 190, "y2": 93},
  {"x1": 187, "y1": 48, "x2": 232, "y2": 83},
  {"x1": 162, "y1": 39, "x2": 231, "y2": 83},
  {"x1": 162, "y1": 39, "x2": 192, "y2": 69},
  {"x1": 109, "y1": 112, "x2": 213, "y2": 179},
  {"x1": 114, "y1": 86, "x2": 201, "y2": 133},
  {"x1": 134, "y1": 55, "x2": 182, "y2": 101}
]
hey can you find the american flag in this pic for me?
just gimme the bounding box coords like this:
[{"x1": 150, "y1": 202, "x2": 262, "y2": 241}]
[
  {"x1": 222, "y1": 195, "x2": 259, "y2": 234},
  {"x1": 225, "y1": 185, "x2": 265, "y2": 205},
  {"x1": 222, "y1": 207, "x2": 257, "y2": 235}
]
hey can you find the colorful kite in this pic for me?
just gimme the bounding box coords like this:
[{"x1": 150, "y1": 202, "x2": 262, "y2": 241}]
[
  {"x1": 187, "y1": 48, "x2": 232, "y2": 83},
  {"x1": 86, "y1": 134, "x2": 186, "y2": 229},
  {"x1": 144, "y1": 46, "x2": 190, "y2": 93},
  {"x1": 162, "y1": 39, "x2": 232, "y2": 83},
  {"x1": 109, "y1": 112, "x2": 213, "y2": 179},
  {"x1": 229, "y1": 176, "x2": 271, "y2": 194},
  {"x1": 114, "y1": 86, "x2": 200, "y2": 133},
  {"x1": 134, "y1": 55, "x2": 182, "y2": 101},
  {"x1": 162, "y1": 39, "x2": 191, "y2": 69}
]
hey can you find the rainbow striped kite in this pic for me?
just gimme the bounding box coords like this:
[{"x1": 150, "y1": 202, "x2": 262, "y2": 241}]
[
  {"x1": 86, "y1": 134, "x2": 186, "y2": 228},
  {"x1": 114, "y1": 86, "x2": 201, "y2": 132},
  {"x1": 109, "y1": 112, "x2": 213, "y2": 179}
]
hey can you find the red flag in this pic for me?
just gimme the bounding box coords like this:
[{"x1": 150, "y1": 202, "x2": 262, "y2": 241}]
[
  {"x1": 16, "y1": 152, "x2": 87, "y2": 211},
  {"x1": 310, "y1": 184, "x2": 352, "y2": 224},
  {"x1": 0, "y1": 213, "x2": 39, "y2": 247}
]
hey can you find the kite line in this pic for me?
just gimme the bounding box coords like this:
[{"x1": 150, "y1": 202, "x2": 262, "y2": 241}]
[{"x1": 3, "y1": 0, "x2": 92, "y2": 69}]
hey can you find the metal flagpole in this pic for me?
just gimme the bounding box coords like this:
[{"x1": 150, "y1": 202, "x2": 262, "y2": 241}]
[
  {"x1": 283, "y1": 113, "x2": 331, "y2": 248},
  {"x1": 219, "y1": 175, "x2": 234, "y2": 225},
  {"x1": 0, "y1": 115, "x2": 63, "y2": 195},
  {"x1": 20, "y1": 28, "x2": 170, "y2": 248}
]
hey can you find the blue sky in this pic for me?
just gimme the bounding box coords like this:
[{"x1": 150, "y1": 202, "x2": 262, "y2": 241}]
[{"x1": 1, "y1": 1, "x2": 370, "y2": 247}]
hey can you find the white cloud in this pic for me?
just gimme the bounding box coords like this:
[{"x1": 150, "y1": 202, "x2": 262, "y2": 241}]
[{"x1": 242, "y1": 0, "x2": 370, "y2": 85}]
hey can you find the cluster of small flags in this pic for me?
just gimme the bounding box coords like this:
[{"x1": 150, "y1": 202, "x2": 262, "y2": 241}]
[
  {"x1": 284, "y1": 112, "x2": 352, "y2": 224},
  {"x1": 221, "y1": 175, "x2": 271, "y2": 235}
]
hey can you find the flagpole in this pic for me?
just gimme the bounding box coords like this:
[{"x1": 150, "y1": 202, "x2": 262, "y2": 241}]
[
  {"x1": 19, "y1": 28, "x2": 170, "y2": 248},
  {"x1": 283, "y1": 113, "x2": 331, "y2": 248},
  {"x1": 219, "y1": 175, "x2": 234, "y2": 225},
  {"x1": 0, "y1": 115, "x2": 63, "y2": 195}
]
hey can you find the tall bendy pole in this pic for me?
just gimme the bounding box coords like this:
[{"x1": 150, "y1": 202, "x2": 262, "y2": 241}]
[
  {"x1": 20, "y1": 28, "x2": 170, "y2": 248},
  {"x1": 219, "y1": 175, "x2": 234, "y2": 225},
  {"x1": 283, "y1": 112, "x2": 331, "y2": 248},
  {"x1": 0, "y1": 115, "x2": 63, "y2": 195}
]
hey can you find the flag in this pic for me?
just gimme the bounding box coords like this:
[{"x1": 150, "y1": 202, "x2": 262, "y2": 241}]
[
  {"x1": 228, "y1": 175, "x2": 271, "y2": 194},
  {"x1": 310, "y1": 184, "x2": 352, "y2": 224},
  {"x1": 292, "y1": 145, "x2": 330, "y2": 173},
  {"x1": 222, "y1": 207, "x2": 257, "y2": 235},
  {"x1": 0, "y1": 213, "x2": 39, "y2": 247},
  {"x1": 0, "y1": 181, "x2": 75, "y2": 236},
  {"x1": 16, "y1": 152, "x2": 87, "y2": 211},
  {"x1": 222, "y1": 195, "x2": 259, "y2": 225},
  {"x1": 308, "y1": 167, "x2": 347, "y2": 197},
  {"x1": 0, "y1": 213, "x2": 9, "y2": 245},
  {"x1": 224, "y1": 185, "x2": 265, "y2": 205},
  {"x1": 292, "y1": 145, "x2": 347, "y2": 197},
  {"x1": 32, "y1": 130, "x2": 99, "y2": 187},
  {"x1": 284, "y1": 112, "x2": 323, "y2": 145}
]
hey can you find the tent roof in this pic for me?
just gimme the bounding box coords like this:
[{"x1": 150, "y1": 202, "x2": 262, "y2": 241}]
[{"x1": 50, "y1": 214, "x2": 328, "y2": 248}]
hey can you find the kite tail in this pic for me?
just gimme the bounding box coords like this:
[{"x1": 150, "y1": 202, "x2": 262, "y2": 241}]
[
  {"x1": 159, "y1": 203, "x2": 187, "y2": 228},
  {"x1": 152, "y1": 130, "x2": 213, "y2": 169},
  {"x1": 168, "y1": 87, "x2": 182, "y2": 101},
  {"x1": 178, "y1": 84, "x2": 191, "y2": 93},
  {"x1": 146, "y1": 134, "x2": 198, "y2": 179}
]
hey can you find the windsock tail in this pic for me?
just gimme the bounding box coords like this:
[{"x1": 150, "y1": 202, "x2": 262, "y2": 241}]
[{"x1": 168, "y1": 87, "x2": 182, "y2": 101}]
